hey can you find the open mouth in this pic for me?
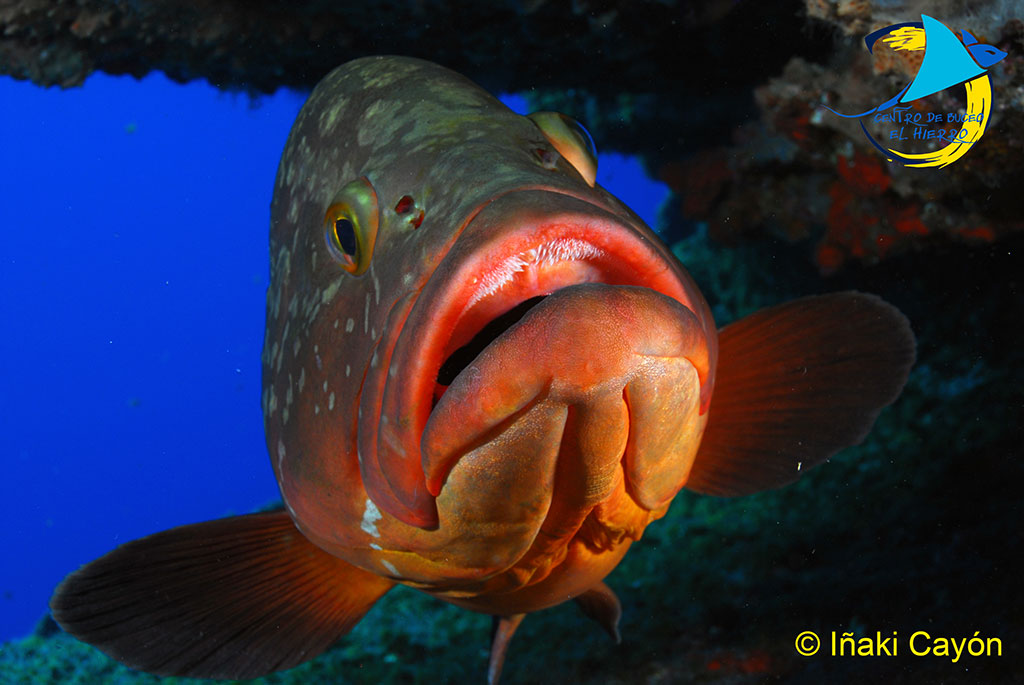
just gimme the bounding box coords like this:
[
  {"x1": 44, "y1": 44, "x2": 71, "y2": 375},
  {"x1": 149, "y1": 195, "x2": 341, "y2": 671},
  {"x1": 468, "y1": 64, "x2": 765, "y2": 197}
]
[
  {"x1": 436, "y1": 294, "x2": 547, "y2": 389},
  {"x1": 429, "y1": 230, "x2": 691, "y2": 406},
  {"x1": 359, "y1": 190, "x2": 714, "y2": 530}
]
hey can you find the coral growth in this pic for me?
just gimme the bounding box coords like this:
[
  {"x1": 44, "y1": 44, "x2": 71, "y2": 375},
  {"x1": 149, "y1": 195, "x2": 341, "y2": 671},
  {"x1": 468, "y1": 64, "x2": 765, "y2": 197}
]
[{"x1": 658, "y1": 9, "x2": 1024, "y2": 274}]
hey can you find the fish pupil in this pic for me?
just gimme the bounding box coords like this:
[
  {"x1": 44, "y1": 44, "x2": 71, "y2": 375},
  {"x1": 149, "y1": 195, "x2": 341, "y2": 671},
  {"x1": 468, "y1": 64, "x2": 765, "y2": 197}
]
[
  {"x1": 334, "y1": 218, "x2": 357, "y2": 256},
  {"x1": 436, "y1": 295, "x2": 547, "y2": 388}
]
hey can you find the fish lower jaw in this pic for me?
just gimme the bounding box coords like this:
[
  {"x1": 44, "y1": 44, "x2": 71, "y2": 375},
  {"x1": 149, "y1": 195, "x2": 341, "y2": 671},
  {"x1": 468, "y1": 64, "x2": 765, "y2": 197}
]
[{"x1": 422, "y1": 284, "x2": 709, "y2": 525}]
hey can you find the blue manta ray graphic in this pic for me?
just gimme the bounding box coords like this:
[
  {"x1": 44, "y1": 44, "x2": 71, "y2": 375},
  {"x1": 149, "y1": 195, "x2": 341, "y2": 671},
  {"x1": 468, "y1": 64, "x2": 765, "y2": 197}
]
[{"x1": 824, "y1": 14, "x2": 1007, "y2": 119}]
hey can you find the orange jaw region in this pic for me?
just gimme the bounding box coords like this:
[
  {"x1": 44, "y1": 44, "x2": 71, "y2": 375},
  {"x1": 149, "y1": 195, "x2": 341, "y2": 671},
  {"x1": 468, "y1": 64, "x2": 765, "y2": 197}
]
[
  {"x1": 423, "y1": 284, "x2": 710, "y2": 516},
  {"x1": 363, "y1": 191, "x2": 716, "y2": 531}
]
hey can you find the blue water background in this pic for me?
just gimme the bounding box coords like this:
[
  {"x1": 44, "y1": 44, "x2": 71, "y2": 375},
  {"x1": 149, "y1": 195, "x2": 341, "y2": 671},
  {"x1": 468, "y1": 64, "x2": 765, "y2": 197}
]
[{"x1": 0, "y1": 72, "x2": 667, "y2": 643}]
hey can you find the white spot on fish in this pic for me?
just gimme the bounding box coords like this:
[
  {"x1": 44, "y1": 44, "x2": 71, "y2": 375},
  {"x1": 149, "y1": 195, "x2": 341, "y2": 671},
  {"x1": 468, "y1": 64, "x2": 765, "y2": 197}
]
[
  {"x1": 334, "y1": 319, "x2": 340, "y2": 329},
  {"x1": 346, "y1": 364, "x2": 351, "y2": 377},
  {"x1": 360, "y1": 498, "x2": 382, "y2": 538},
  {"x1": 322, "y1": 278, "x2": 341, "y2": 304},
  {"x1": 370, "y1": 543, "x2": 382, "y2": 550},
  {"x1": 373, "y1": 273, "x2": 380, "y2": 305},
  {"x1": 298, "y1": 367, "x2": 305, "y2": 392},
  {"x1": 323, "y1": 379, "x2": 328, "y2": 392},
  {"x1": 321, "y1": 105, "x2": 342, "y2": 133},
  {"x1": 381, "y1": 559, "x2": 399, "y2": 575},
  {"x1": 364, "y1": 294, "x2": 370, "y2": 333},
  {"x1": 370, "y1": 352, "x2": 378, "y2": 368},
  {"x1": 329, "y1": 392, "x2": 335, "y2": 411},
  {"x1": 346, "y1": 318, "x2": 355, "y2": 333},
  {"x1": 315, "y1": 404, "x2": 320, "y2": 414},
  {"x1": 277, "y1": 440, "x2": 286, "y2": 471}
]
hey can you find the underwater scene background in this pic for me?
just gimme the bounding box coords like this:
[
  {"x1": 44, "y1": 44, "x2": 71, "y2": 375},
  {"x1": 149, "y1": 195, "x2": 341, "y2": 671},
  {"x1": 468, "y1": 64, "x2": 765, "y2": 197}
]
[{"x1": 2, "y1": 0, "x2": 1023, "y2": 682}]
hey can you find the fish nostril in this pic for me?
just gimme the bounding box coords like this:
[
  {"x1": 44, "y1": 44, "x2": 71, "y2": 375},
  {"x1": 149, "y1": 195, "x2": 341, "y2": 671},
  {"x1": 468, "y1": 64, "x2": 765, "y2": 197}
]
[
  {"x1": 395, "y1": 195, "x2": 424, "y2": 229},
  {"x1": 395, "y1": 195, "x2": 414, "y2": 214}
]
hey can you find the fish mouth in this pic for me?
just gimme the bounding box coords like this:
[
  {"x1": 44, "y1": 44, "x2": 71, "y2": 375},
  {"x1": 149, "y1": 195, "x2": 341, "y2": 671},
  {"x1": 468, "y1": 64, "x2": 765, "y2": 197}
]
[
  {"x1": 435, "y1": 294, "x2": 548, "y2": 389},
  {"x1": 425, "y1": 191, "x2": 711, "y2": 406},
  {"x1": 366, "y1": 189, "x2": 716, "y2": 530},
  {"x1": 432, "y1": 237, "x2": 633, "y2": 402}
]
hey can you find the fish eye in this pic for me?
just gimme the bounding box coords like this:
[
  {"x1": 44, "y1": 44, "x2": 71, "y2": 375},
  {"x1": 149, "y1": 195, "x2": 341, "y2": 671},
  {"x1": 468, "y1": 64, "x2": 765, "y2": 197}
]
[
  {"x1": 527, "y1": 111, "x2": 598, "y2": 187},
  {"x1": 332, "y1": 217, "x2": 357, "y2": 256},
  {"x1": 324, "y1": 177, "x2": 379, "y2": 275}
]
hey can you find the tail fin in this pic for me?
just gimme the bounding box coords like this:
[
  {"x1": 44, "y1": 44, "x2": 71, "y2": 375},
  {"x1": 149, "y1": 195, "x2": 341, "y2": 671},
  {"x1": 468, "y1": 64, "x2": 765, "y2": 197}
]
[
  {"x1": 685, "y1": 292, "x2": 915, "y2": 497},
  {"x1": 51, "y1": 511, "x2": 394, "y2": 679}
]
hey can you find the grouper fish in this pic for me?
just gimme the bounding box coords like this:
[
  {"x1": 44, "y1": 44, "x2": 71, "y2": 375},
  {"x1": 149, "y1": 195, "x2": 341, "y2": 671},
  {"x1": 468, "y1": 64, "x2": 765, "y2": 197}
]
[{"x1": 51, "y1": 56, "x2": 915, "y2": 682}]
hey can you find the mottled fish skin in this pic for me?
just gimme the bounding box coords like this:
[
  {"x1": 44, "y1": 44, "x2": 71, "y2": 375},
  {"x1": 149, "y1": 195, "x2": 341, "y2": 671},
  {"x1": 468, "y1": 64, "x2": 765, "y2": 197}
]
[{"x1": 262, "y1": 56, "x2": 716, "y2": 609}]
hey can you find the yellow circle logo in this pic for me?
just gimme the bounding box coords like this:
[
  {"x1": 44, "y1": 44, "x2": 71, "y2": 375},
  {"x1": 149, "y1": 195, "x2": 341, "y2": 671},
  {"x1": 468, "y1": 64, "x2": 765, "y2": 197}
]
[{"x1": 822, "y1": 14, "x2": 1007, "y2": 168}]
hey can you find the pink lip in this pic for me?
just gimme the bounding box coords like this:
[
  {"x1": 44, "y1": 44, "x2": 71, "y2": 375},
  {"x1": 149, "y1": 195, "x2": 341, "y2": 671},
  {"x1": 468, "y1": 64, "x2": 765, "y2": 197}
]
[
  {"x1": 419, "y1": 193, "x2": 714, "y2": 419},
  {"x1": 434, "y1": 229, "x2": 687, "y2": 396}
]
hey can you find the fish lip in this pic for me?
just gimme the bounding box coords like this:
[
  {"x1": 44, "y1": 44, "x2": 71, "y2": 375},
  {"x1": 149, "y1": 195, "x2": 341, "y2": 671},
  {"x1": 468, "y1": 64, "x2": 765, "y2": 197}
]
[
  {"x1": 364, "y1": 188, "x2": 716, "y2": 529},
  {"x1": 406, "y1": 187, "x2": 714, "y2": 449},
  {"x1": 420, "y1": 192, "x2": 709, "y2": 402}
]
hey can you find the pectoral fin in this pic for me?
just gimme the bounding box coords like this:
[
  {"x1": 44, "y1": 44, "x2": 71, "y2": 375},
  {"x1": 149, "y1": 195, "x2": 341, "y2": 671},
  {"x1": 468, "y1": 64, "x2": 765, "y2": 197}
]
[
  {"x1": 686, "y1": 292, "x2": 915, "y2": 496},
  {"x1": 50, "y1": 511, "x2": 395, "y2": 679}
]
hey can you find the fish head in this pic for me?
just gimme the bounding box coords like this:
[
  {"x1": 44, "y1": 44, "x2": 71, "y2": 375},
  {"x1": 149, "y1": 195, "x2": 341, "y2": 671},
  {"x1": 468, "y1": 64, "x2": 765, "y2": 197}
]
[{"x1": 263, "y1": 57, "x2": 717, "y2": 585}]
